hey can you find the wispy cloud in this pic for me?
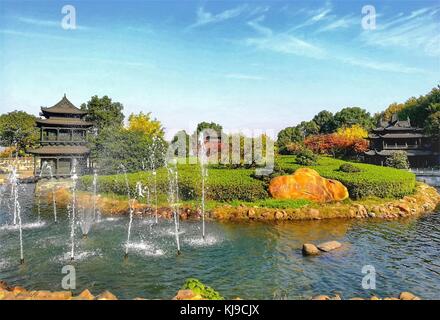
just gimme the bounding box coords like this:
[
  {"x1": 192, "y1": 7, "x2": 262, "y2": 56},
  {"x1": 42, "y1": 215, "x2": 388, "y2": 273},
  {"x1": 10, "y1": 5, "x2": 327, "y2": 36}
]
[
  {"x1": 0, "y1": 29, "x2": 70, "y2": 41},
  {"x1": 316, "y1": 14, "x2": 358, "y2": 33},
  {"x1": 187, "y1": 5, "x2": 248, "y2": 29},
  {"x1": 359, "y1": 6, "x2": 440, "y2": 56},
  {"x1": 17, "y1": 16, "x2": 90, "y2": 30},
  {"x1": 246, "y1": 16, "x2": 326, "y2": 59},
  {"x1": 338, "y1": 56, "x2": 424, "y2": 74},
  {"x1": 244, "y1": 16, "x2": 423, "y2": 74},
  {"x1": 187, "y1": 5, "x2": 270, "y2": 30},
  {"x1": 289, "y1": 1, "x2": 333, "y2": 31},
  {"x1": 224, "y1": 73, "x2": 264, "y2": 81}
]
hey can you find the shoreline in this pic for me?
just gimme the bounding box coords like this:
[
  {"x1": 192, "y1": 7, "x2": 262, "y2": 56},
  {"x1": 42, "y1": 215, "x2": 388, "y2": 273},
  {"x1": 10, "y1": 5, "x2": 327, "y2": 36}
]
[
  {"x1": 46, "y1": 182, "x2": 440, "y2": 222},
  {"x1": 0, "y1": 280, "x2": 422, "y2": 300}
]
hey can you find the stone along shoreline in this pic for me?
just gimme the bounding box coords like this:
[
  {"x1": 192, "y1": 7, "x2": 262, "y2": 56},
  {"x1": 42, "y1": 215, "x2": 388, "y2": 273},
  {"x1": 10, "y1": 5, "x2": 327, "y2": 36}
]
[{"x1": 44, "y1": 182, "x2": 440, "y2": 222}]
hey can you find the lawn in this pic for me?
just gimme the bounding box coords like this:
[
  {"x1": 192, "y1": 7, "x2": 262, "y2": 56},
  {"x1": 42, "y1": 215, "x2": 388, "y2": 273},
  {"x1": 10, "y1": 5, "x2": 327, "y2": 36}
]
[{"x1": 79, "y1": 156, "x2": 416, "y2": 205}]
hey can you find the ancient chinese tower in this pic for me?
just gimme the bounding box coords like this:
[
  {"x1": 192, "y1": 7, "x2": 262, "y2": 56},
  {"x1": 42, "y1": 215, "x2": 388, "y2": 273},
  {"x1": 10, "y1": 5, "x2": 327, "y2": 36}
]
[
  {"x1": 28, "y1": 95, "x2": 94, "y2": 177},
  {"x1": 365, "y1": 114, "x2": 438, "y2": 167}
]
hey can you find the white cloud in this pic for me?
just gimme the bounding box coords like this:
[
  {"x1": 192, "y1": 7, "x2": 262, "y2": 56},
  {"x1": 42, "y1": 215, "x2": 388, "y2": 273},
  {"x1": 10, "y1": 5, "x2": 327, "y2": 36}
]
[
  {"x1": 17, "y1": 16, "x2": 90, "y2": 30},
  {"x1": 338, "y1": 56, "x2": 425, "y2": 74},
  {"x1": 188, "y1": 5, "x2": 248, "y2": 29},
  {"x1": 245, "y1": 16, "x2": 326, "y2": 59},
  {"x1": 360, "y1": 6, "x2": 440, "y2": 56},
  {"x1": 289, "y1": 2, "x2": 333, "y2": 31},
  {"x1": 243, "y1": 15, "x2": 424, "y2": 74},
  {"x1": 316, "y1": 15, "x2": 358, "y2": 33}
]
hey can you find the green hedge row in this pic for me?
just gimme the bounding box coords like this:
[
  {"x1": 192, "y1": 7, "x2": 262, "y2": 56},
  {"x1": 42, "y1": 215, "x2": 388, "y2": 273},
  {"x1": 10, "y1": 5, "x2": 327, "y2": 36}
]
[
  {"x1": 276, "y1": 156, "x2": 416, "y2": 199},
  {"x1": 79, "y1": 164, "x2": 268, "y2": 202}
]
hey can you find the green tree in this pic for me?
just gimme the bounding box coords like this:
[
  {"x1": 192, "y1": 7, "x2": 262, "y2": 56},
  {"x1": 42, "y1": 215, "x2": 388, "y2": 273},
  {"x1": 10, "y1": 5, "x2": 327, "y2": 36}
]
[
  {"x1": 334, "y1": 107, "x2": 374, "y2": 130},
  {"x1": 80, "y1": 95, "x2": 124, "y2": 130},
  {"x1": 312, "y1": 110, "x2": 336, "y2": 133},
  {"x1": 277, "y1": 126, "x2": 303, "y2": 154},
  {"x1": 298, "y1": 120, "x2": 319, "y2": 137},
  {"x1": 0, "y1": 111, "x2": 38, "y2": 155},
  {"x1": 425, "y1": 111, "x2": 440, "y2": 136},
  {"x1": 385, "y1": 151, "x2": 410, "y2": 170},
  {"x1": 398, "y1": 86, "x2": 440, "y2": 128},
  {"x1": 92, "y1": 127, "x2": 166, "y2": 174},
  {"x1": 196, "y1": 122, "x2": 223, "y2": 135}
]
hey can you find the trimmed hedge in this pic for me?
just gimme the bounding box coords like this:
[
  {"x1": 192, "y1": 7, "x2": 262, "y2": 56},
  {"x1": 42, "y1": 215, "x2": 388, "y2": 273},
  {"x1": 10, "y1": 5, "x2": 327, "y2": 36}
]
[
  {"x1": 277, "y1": 156, "x2": 416, "y2": 199},
  {"x1": 79, "y1": 164, "x2": 268, "y2": 202},
  {"x1": 79, "y1": 156, "x2": 416, "y2": 202}
]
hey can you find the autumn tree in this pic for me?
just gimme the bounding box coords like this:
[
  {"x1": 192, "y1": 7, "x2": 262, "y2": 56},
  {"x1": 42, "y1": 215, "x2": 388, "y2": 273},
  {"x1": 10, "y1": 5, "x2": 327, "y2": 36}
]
[{"x1": 127, "y1": 112, "x2": 164, "y2": 138}]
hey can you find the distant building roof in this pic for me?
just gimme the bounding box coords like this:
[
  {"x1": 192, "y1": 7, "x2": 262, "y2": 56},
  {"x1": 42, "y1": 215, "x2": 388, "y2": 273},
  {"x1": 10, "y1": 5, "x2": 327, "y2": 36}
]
[
  {"x1": 27, "y1": 145, "x2": 90, "y2": 155},
  {"x1": 41, "y1": 95, "x2": 87, "y2": 116}
]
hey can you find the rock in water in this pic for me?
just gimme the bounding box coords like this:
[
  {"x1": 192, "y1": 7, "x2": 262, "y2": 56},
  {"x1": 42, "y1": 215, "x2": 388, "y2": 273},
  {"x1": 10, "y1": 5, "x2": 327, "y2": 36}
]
[
  {"x1": 302, "y1": 243, "x2": 320, "y2": 256},
  {"x1": 268, "y1": 168, "x2": 349, "y2": 202},
  {"x1": 317, "y1": 241, "x2": 342, "y2": 252}
]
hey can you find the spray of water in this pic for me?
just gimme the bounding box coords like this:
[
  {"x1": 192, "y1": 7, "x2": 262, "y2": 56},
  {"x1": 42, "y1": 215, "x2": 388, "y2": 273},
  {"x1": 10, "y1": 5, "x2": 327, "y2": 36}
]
[
  {"x1": 166, "y1": 158, "x2": 181, "y2": 255},
  {"x1": 149, "y1": 137, "x2": 159, "y2": 224},
  {"x1": 8, "y1": 166, "x2": 24, "y2": 264},
  {"x1": 198, "y1": 135, "x2": 208, "y2": 240},
  {"x1": 70, "y1": 159, "x2": 78, "y2": 261},
  {"x1": 39, "y1": 162, "x2": 57, "y2": 222},
  {"x1": 121, "y1": 164, "x2": 134, "y2": 258},
  {"x1": 92, "y1": 170, "x2": 100, "y2": 222}
]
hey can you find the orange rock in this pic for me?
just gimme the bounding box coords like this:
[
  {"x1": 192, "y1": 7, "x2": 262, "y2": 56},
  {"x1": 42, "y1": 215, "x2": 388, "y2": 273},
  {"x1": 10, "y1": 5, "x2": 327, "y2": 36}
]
[
  {"x1": 97, "y1": 290, "x2": 117, "y2": 300},
  {"x1": 77, "y1": 289, "x2": 95, "y2": 300},
  {"x1": 269, "y1": 168, "x2": 349, "y2": 203},
  {"x1": 174, "y1": 289, "x2": 196, "y2": 300}
]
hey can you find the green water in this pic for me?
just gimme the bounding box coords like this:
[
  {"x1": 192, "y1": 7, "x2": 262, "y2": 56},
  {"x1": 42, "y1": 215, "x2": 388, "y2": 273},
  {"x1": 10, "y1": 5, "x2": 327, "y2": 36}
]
[{"x1": 0, "y1": 184, "x2": 439, "y2": 299}]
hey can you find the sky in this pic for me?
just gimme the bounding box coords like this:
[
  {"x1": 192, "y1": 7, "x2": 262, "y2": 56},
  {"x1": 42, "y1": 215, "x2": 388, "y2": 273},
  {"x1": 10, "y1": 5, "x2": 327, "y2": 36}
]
[{"x1": 0, "y1": 0, "x2": 439, "y2": 139}]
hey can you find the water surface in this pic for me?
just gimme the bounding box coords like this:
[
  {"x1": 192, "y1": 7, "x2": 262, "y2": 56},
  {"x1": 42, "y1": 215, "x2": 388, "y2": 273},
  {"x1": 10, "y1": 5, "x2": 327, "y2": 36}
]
[{"x1": 0, "y1": 184, "x2": 439, "y2": 299}]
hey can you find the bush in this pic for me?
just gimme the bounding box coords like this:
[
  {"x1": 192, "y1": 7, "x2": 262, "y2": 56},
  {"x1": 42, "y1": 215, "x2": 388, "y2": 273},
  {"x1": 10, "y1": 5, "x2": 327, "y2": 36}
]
[
  {"x1": 182, "y1": 278, "x2": 223, "y2": 300},
  {"x1": 295, "y1": 148, "x2": 318, "y2": 166},
  {"x1": 385, "y1": 151, "x2": 410, "y2": 170},
  {"x1": 79, "y1": 164, "x2": 268, "y2": 202},
  {"x1": 339, "y1": 163, "x2": 362, "y2": 173},
  {"x1": 277, "y1": 156, "x2": 416, "y2": 199}
]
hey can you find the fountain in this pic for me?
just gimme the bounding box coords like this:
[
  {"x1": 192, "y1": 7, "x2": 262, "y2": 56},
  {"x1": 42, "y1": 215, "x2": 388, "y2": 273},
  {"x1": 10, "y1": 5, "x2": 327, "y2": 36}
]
[
  {"x1": 120, "y1": 164, "x2": 134, "y2": 258},
  {"x1": 149, "y1": 136, "x2": 159, "y2": 224},
  {"x1": 8, "y1": 166, "x2": 24, "y2": 264},
  {"x1": 79, "y1": 206, "x2": 93, "y2": 238},
  {"x1": 166, "y1": 158, "x2": 181, "y2": 255},
  {"x1": 69, "y1": 159, "x2": 78, "y2": 261},
  {"x1": 92, "y1": 170, "x2": 100, "y2": 222},
  {"x1": 39, "y1": 162, "x2": 57, "y2": 223},
  {"x1": 136, "y1": 181, "x2": 150, "y2": 208},
  {"x1": 198, "y1": 135, "x2": 208, "y2": 240}
]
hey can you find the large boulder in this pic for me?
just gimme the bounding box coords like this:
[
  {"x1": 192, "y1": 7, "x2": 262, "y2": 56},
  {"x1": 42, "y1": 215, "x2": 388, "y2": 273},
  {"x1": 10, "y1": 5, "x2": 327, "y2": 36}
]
[
  {"x1": 269, "y1": 168, "x2": 349, "y2": 202},
  {"x1": 317, "y1": 241, "x2": 342, "y2": 252}
]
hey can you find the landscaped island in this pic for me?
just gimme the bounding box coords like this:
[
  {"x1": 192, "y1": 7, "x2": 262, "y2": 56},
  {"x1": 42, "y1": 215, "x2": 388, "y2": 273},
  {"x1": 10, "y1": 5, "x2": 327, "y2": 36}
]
[{"x1": 48, "y1": 155, "x2": 439, "y2": 222}]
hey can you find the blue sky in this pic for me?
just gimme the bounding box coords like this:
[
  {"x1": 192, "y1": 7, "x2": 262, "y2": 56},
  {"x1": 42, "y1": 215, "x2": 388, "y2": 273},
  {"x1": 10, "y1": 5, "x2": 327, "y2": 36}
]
[{"x1": 0, "y1": 0, "x2": 439, "y2": 138}]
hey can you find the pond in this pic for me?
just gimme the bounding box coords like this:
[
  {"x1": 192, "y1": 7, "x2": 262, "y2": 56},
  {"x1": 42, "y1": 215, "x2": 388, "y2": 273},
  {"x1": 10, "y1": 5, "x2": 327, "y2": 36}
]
[{"x1": 0, "y1": 184, "x2": 439, "y2": 299}]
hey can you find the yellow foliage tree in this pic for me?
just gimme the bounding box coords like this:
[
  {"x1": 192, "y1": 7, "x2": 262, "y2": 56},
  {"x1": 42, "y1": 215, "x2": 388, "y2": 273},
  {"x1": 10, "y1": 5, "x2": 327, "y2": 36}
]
[
  {"x1": 336, "y1": 124, "x2": 368, "y2": 139},
  {"x1": 382, "y1": 102, "x2": 405, "y2": 121},
  {"x1": 127, "y1": 112, "x2": 164, "y2": 138}
]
